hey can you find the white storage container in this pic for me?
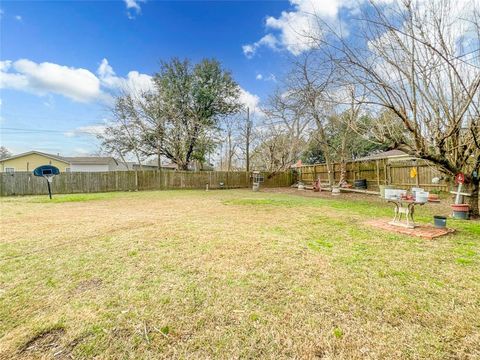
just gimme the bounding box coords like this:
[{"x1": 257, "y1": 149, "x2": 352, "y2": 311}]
[
  {"x1": 416, "y1": 191, "x2": 429, "y2": 203},
  {"x1": 384, "y1": 189, "x2": 396, "y2": 199},
  {"x1": 384, "y1": 189, "x2": 406, "y2": 200}
]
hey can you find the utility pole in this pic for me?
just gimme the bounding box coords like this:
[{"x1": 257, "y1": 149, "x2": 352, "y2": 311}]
[
  {"x1": 245, "y1": 107, "x2": 251, "y2": 172},
  {"x1": 157, "y1": 124, "x2": 163, "y2": 188}
]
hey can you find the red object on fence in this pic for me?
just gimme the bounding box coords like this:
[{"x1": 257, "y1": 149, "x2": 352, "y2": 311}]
[{"x1": 455, "y1": 173, "x2": 465, "y2": 185}]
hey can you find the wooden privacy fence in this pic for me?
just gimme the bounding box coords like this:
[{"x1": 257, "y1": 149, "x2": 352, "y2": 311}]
[
  {"x1": 299, "y1": 159, "x2": 450, "y2": 191},
  {"x1": 0, "y1": 170, "x2": 294, "y2": 196}
]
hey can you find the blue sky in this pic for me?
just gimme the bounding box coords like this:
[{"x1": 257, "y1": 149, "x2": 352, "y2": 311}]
[
  {"x1": 0, "y1": 0, "x2": 293, "y2": 156},
  {"x1": 2, "y1": 0, "x2": 476, "y2": 157}
]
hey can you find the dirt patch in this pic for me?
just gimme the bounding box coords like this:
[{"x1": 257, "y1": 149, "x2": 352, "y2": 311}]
[
  {"x1": 262, "y1": 186, "x2": 385, "y2": 202},
  {"x1": 19, "y1": 328, "x2": 68, "y2": 358},
  {"x1": 76, "y1": 278, "x2": 103, "y2": 293},
  {"x1": 262, "y1": 187, "x2": 454, "y2": 214}
]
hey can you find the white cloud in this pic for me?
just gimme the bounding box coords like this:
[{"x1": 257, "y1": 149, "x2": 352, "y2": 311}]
[
  {"x1": 242, "y1": 0, "x2": 362, "y2": 57},
  {"x1": 239, "y1": 88, "x2": 261, "y2": 111},
  {"x1": 64, "y1": 125, "x2": 107, "y2": 138},
  {"x1": 124, "y1": 0, "x2": 143, "y2": 19},
  {"x1": 73, "y1": 147, "x2": 91, "y2": 155},
  {"x1": 266, "y1": 73, "x2": 277, "y2": 82},
  {"x1": 242, "y1": 45, "x2": 255, "y2": 58},
  {"x1": 256, "y1": 73, "x2": 277, "y2": 82},
  {"x1": 0, "y1": 59, "x2": 101, "y2": 102},
  {"x1": 97, "y1": 58, "x2": 154, "y2": 95},
  {"x1": 0, "y1": 58, "x2": 153, "y2": 103},
  {"x1": 15, "y1": 15, "x2": 22, "y2": 21},
  {"x1": 245, "y1": 0, "x2": 480, "y2": 58},
  {"x1": 43, "y1": 95, "x2": 55, "y2": 108},
  {"x1": 242, "y1": 34, "x2": 279, "y2": 58}
]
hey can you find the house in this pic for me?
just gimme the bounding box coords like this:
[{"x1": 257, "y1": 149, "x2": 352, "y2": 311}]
[
  {"x1": 146, "y1": 158, "x2": 178, "y2": 170},
  {"x1": 0, "y1": 150, "x2": 214, "y2": 173},
  {"x1": 0, "y1": 151, "x2": 71, "y2": 173},
  {"x1": 354, "y1": 149, "x2": 412, "y2": 162},
  {"x1": 115, "y1": 162, "x2": 158, "y2": 171},
  {"x1": 0, "y1": 151, "x2": 119, "y2": 173},
  {"x1": 146, "y1": 158, "x2": 215, "y2": 171},
  {"x1": 62, "y1": 156, "x2": 119, "y2": 172}
]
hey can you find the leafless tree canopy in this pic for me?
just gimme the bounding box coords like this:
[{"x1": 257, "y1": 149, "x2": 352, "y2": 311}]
[{"x1": 303, "y1": 0, "x2": 480, "y2": 213}]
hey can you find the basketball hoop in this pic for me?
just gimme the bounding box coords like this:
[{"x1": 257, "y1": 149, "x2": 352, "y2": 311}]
[
  {"x1": 44, "y1": 173, "x2": 55, "y2": 183},
  {"x1": 33, "y1": 165, "x2": 60, "y2": 199}
]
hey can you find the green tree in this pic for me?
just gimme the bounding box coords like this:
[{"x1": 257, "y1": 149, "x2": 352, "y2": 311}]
[{"x1": 101, "y1": 58, "x2": 242, "y2": 170}]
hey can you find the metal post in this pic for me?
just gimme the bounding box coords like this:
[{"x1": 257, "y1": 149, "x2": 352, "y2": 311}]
[{"x1": 46, "y1": 179, "x2": 52, "y2": 199}]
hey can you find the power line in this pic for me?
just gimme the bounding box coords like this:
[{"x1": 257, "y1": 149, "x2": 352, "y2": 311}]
[{"x1": 0, "y1": 127, "x2": 102, "y2": 135}]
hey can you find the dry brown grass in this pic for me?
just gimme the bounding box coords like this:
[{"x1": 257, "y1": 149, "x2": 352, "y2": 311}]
[{"x1": 0, "y1": 189, "x2": 479, "y2": 359}]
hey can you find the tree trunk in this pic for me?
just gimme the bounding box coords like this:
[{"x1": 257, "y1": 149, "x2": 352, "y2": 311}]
[
  {"x1": 468, "y1": 177, "x2": 479, "y2": 218},
  {"x1": 245, "y1": 107, "x2": 251, "y2": 172},
  {"x1": 323, "y1": 149, "x2": 335, "y2": 187},
  {"x1": 339, "y1": 134, "x2": 348, "y2": 186},
  {"x1": 157, "y1": 145, "x2": 162, "y2": 172},
  {"x1": 339, "y1": 160, "x2": 347, "y2": 186}
]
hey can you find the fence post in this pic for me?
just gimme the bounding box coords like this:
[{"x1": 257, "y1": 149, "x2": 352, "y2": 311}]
[
  {"x1": 383, "y1": 160, "x2": 387, "y2": 185},
  {"x1": 387, "y1": 163, "x2": 392, "y2": 185},
  {"x1": 415, "y1": 164, "x2": 420, "y2": 187},
  {"x1": 376, "y1": 160, "x2": 380, "y2": 188}
]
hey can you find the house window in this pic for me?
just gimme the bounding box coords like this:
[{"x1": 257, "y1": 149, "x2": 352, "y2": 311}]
[{"x1": 5, "y1": 167, "x2": 14, "y2": 173}]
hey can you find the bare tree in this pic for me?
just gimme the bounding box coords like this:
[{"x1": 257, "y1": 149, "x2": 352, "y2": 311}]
[
  {"x1": 308, "y1": 0, "x2": 480, "y2": 214},
  {"x1": 0, "y1": 146, "x2": 12, "y2": 160},
  {"x1": 241, "y1": 107, "x2": 254, "y2": 172},
  {"x1": 223, "y1": 116, "x2": 239, "y2": 171},
  {"x1": 251, "y1": 130, "x2": 305, "y2": 172},
  {"x1": 334, "y1": 86, "x2": 364, "y2": 185},
  {"x1": 287, "y1": 52, "x2": 338, "y2": 186},
  {"x1": 99, "y1": 94, "x2": 147, "y2": 169},
  {"x1": 257, "y1": 87, "x2": 313, "y2": 173}
]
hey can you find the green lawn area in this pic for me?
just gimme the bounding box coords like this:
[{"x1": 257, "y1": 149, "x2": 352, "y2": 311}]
[{"x1": 1, "y1": 189, "x2": 479, "y2": 359}]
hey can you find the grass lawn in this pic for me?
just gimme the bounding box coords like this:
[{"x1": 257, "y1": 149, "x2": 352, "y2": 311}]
[{"x1": 0, "y1": 189, "x2": 479, "y2": 359}]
